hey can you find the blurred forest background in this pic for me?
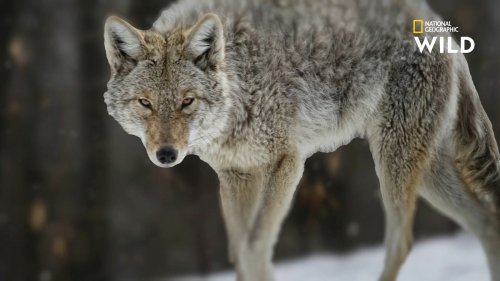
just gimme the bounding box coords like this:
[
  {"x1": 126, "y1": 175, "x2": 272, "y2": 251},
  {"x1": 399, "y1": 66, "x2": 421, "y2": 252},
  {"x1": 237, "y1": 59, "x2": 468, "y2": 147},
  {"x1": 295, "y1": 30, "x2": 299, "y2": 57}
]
[{"x1": 1, "y1": 0, "x2": 499, "y2": 280}]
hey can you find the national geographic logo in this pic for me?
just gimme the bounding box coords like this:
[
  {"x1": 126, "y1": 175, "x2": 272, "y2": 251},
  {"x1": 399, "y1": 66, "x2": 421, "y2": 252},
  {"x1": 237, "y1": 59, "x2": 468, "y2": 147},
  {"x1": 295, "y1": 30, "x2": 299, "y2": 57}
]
[
  {"x1": 413, "y1": 20, "x2": 424, "y2": 34},
  {"x1": 413, "y1": 20, "x2": 459, "y2": 33},
  {"x1": 412, "y1": 19, "x2": 475, "y2": 54}
]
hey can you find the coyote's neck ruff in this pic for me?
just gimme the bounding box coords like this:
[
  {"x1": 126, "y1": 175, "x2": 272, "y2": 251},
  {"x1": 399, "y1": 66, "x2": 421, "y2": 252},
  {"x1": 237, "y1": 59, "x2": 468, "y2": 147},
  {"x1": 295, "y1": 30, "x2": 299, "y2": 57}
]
[{"x1": 103, "y1": 0, "x2": 500, "y2": 280}]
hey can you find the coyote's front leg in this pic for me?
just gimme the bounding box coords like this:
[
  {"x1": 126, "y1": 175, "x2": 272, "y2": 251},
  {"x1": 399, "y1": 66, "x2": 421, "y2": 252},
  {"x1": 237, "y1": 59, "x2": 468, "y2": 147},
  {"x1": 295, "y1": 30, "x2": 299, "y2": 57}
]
[
  {"x1": 218, "y1": 168, "x2": 265, "y2": 266},
  {"x1": 218, "y1": 152, "x2": 304, "y2": 281}
]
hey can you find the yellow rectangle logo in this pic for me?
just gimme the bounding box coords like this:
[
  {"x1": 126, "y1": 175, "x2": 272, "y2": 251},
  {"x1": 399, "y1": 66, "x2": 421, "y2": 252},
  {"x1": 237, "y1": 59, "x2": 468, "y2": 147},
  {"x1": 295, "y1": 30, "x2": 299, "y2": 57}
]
[{"x1": 413, "y1": 20, "x2": 424, "y2": 34}]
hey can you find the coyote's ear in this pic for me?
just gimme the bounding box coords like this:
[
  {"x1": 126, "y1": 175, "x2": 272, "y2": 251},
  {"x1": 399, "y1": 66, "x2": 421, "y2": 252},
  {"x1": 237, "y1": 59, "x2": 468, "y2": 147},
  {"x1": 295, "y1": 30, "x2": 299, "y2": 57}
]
[
  {"x1": 104, "y1": 16, "x2": 145, "y2": 75},
  {"x1": 185, "y1": 13, "x2": 225, "y2": 70}
]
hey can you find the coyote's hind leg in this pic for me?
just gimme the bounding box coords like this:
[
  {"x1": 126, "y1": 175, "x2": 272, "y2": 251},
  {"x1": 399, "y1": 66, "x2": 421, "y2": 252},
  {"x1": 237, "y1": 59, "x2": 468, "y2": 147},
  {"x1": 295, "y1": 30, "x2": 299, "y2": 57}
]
[
  {"x1": 420, "y1": 149, "x2": 500, "y2": 281},
  {"x1": 369, "y1": 118, "x2": 435, "y2": 281},
  {"x1": 370, "y1": 141, "x2": 428, "y2": 281}
]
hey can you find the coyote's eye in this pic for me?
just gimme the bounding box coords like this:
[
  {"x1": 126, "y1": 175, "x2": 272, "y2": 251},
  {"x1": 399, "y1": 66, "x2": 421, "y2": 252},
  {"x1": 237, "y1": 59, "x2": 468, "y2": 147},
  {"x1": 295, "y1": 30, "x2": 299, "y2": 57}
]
[
  {"x1": 182, "y1": 97, "x2": 194, "y2": 108},
  {"x1": 138, "y1": 98, "x2": 152, "y2": 108}
]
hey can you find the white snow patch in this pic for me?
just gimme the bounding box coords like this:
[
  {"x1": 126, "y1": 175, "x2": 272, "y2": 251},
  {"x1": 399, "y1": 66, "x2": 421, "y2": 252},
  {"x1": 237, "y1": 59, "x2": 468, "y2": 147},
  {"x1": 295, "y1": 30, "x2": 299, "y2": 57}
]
[{"x1": 165, "y1": 232, "x2": 488, "y2": 281}]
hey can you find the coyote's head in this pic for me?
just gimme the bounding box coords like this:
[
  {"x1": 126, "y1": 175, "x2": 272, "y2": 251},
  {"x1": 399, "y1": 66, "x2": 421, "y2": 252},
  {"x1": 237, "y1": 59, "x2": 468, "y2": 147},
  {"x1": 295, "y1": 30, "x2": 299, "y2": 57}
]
[{"x1": 103, "y1": 14, "x2": 230, "y2": 168}]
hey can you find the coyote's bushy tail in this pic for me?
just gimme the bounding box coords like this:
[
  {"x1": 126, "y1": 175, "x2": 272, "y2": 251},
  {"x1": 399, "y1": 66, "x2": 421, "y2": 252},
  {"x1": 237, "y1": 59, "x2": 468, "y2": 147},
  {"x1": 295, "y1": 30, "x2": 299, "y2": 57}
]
[{"x1": 454, "y1": 62, "x2": 500, "y2": 215}]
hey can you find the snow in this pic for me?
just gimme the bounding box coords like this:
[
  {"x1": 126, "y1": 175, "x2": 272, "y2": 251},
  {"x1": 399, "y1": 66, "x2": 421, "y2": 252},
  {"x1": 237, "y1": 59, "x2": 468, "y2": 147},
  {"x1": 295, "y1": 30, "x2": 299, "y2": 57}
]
[{"x1": 166, "y1": 232, "x2": 489, "y2": 281}]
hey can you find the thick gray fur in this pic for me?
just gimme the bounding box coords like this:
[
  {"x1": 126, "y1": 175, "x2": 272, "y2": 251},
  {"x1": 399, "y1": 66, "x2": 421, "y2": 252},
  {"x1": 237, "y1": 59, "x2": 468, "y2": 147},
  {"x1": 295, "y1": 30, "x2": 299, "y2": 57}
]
[{"x1": 103, "y1": 0, "x2": 500, "y2": 280}]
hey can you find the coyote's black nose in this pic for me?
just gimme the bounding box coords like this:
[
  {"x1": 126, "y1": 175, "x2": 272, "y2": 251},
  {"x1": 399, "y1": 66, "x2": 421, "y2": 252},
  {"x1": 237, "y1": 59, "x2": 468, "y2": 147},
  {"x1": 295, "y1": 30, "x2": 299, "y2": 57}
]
[{"x1": 156, "y1": 146, "x2": 178, "y2": 165}]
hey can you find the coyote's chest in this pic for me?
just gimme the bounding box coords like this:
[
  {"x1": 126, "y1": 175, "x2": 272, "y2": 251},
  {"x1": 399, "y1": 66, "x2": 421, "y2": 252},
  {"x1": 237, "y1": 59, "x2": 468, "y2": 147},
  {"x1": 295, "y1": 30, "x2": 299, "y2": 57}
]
[{"x1": 198, "y1": 137, "x2": 273, "y2": 171}]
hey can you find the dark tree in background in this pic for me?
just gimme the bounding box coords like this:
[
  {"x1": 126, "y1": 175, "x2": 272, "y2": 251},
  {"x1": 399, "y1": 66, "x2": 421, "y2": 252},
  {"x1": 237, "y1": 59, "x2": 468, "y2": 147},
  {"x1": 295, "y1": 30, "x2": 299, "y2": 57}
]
[{"x1": 0, "y1": 0, "x2": 498, "y2": 281}]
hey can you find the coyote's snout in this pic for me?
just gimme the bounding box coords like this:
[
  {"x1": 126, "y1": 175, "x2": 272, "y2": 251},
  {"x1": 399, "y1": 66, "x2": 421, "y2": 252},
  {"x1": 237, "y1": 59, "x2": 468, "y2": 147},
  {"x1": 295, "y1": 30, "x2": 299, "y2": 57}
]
[
  {"x1": 155, "y1": 145, "x2": 178, "y2": 165},
  {"x1": 103, "y1": 0, "x2": 500, "y2": 280},
  {"x1": 143, "y1": 117, "x2": 189, "y2": 167}
]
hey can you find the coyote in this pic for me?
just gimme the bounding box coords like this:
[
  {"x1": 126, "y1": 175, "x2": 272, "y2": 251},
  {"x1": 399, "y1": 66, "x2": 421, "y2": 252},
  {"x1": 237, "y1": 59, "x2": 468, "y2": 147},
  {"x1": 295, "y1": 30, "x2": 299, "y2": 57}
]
[{"x1": 103, "y1": 0, "x2": 500, "y2": 280}]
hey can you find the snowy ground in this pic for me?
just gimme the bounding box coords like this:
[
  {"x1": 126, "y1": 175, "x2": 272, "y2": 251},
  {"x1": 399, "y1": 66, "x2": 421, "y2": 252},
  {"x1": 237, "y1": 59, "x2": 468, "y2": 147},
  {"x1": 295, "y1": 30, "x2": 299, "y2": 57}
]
[{"x1": 166, "y1": 232, "x2": 489, "y2": 281}]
